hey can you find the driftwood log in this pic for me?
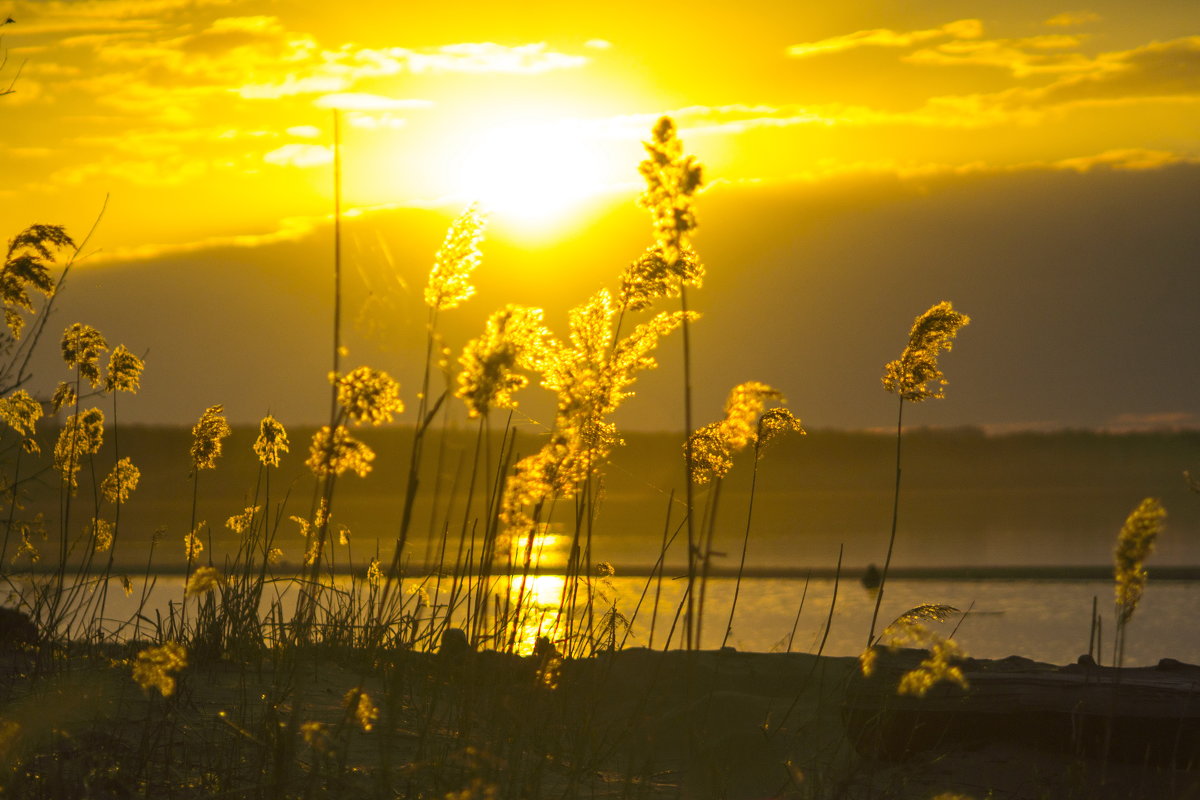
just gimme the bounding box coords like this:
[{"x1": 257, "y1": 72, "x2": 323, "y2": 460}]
[{"x1": 843, "y1": 648, "x2": 1200, "y2": 768}]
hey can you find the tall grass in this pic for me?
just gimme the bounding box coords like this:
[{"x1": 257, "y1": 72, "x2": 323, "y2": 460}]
[
  {"x1": 866, "y1": 301, "x2": 969, "y2": 649},
  {"x1": 0, "y1": 113, "x2": 1184, "y2": 800}
]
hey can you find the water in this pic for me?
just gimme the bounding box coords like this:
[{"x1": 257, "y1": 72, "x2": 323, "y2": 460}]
[
  {"x1": 69, "y1": 573, "x2": 1200, "y2": 667},
  {"x1": 12, "y1": 428, "x2": 1200, "y2": 665}
]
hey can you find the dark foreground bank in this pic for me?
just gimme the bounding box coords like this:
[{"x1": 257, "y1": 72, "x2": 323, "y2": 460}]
[{"x1": 0, "y1": 641, "x2": 1197, "y2": 799}]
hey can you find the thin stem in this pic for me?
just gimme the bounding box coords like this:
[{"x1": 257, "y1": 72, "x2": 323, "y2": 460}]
[
  {"x1": 722, "y1": 444, "x2": 761, "y2": 649},
  {"x1": 867, "y1": 394, "x2": 904, "y2": 648},
  {"x1": 331, "y1": 110, "x2": 342, "y2": 383},
  {"x1": 96, "y1": 390, "x2": 120, "y2": 635},
  {"x1": 679, "y1": 283, "x2": 697, "y2": 651}
]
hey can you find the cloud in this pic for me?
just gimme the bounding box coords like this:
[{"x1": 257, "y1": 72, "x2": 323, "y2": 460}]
[
  {"x1": 904, "y1": 35, "x2": 1094, "y2": 78},
  {"x1": 1017, "y1": 35, "x2": 1200, "y2": 107},
  {"x1": 584, "y1": 39, "x2": 613, "y2": 50},
  {"x1": 897, "y1": 32, "x2": 1200, "y2": 107},
  {"x1": 321, "y1": 42, "x2": 590, "y2": 78},
  {"x1": 1104, "y1": 412, "x2": 1199, "y2": 432},
  {"x1": 1, "y1": 78, "x2": 44, "y2": 105},
  {"x1": 286, "y1": 125, "x2": 321, "y2": 138},
  {"x1": 2, "y1": 0, "x2": 236, "y2": 36},
  {"x1": 698, "y1": 143, "x2": 1199, "y2": 191},
  {"x1": 606, "y1": 36, "x2": 1200, "y2": 143},
  {"x1": 85, "y1": 214, "x2": 322, "y2": 265},
  {"x1": 312, "y1": 93, "x2": 434, "y2": 110},
  {"x1": 236, "y1": 75, "x2": 349, "y2": 99},
  {"x1": 1051, "y1": 149, "x2": 1200, "y2": 172},
  {"x1": 344, "y1": 112, "x2": 407, "y2": 130},
  {"x1": 813, "y1": 35, "x2": 1200, "y2": 125},
  {"x1": 9, "y1": 147, "x2": 53, "y2": 158},
  {"x1": 607, "y1": 104, "x2": 839, "y2": 136},
  {"x1": 1044, "y1": 11, "x2": 1102, "y2": 27},
  {"x1": 50, "y1": 154, "x2": 210, "y2": 186},
  {"x1": 69, "y1": 125, "x2": 279, "y2": 154},
  {"x1": 20, "y1": 62, "x2": 82, "y2": 77},
  {"x1": 262, "y1": 144, "x2": 332, "y2": 168},
  {"x1": 612, "y1": 100, "x2": 1011, "y2": 137},
  {"x1": 786, "y1": 19, "x2": 981, "y2": 58},
  {"x1": 407, "y1": 42, "x2": 589, "y2": 73}
]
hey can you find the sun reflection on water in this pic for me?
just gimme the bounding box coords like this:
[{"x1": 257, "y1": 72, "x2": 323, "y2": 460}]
[{"x1": 506, "y1": 573, "x2": 567, "y2": 655}]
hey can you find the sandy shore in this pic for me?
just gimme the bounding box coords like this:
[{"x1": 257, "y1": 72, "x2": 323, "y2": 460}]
[{"x1": 1, "y1": 644, "x2": 1197, "y2": 798}]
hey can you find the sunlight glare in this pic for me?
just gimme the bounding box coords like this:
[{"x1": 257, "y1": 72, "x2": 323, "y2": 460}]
[
  {"x1": 447, "y1": 121, "x2": 617, "y2": 234},
  {"x1": 507, "y1": 574, "x2": 566, "y2": 654}
]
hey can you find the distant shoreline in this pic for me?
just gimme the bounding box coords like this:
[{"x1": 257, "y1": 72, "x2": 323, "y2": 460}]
[{"x1": 15, "y1": 564, "x2": 1200, "y2": 580}]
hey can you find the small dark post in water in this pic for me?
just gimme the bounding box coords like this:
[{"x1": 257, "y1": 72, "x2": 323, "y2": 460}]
[{"x1": 861, "y1": 564, "x2": 882, "y2": 592}]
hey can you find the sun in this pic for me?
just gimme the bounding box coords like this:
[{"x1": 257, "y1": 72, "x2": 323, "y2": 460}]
[{"x1": 444, "y1": 119, "x2": 628, "y2": 236}]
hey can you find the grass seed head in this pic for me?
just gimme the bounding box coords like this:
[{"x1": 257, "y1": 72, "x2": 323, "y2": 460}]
[
  {"x1": 333, "y1": 366, "x2": 404, "y2": 425},
  {"x1": 0, "y1": 389, "x2": 43, "y2": 453},
  {"x1": 618, "y1": 244, "x2": 704, "y2": 312},
  {"x1": 254, "y1": 414, "x2": 289, "y2": 467},
  {"x1": 90, "y1": 517, "x2": 113, "y2": 552},
  {"x1": 2, "y1": 224, "x2": 72, "y2": 339},
  {"x1": 638, "y1": 116, "x2": 703, "y2": 264},
  {"x1": 425, "y1": 203, "x2": 486, "y2": 312},
  {"x1": 50, "y1": 381, "x2": 76, "y2": 413},
  {"x1": 101, "y1": 457, "x2": 140, "y2": 504},
  {"x1": 190, "y1": 404, "x2": 232, "y2": 470},
  {"x1": 54, "y1": 407, "x2": 104, "y2": 489},
  {"x1": 61, "y1": 323, "x2": 108, "y2": 388},
  {"x1": 344, "y1": 688, "x2": 379, "y2": 732},
  {"x1": 186, "y1": 565, "x2": 222, "y2": 596},
  {"x1": 722, "y1": 381, "x2": 784, "y2": 450},
  {"x1": 105, "y1": 344, "x2": 144, "y2": 393},
  {"x1": 306, "y1": 425, "x2": 375, "y2": 477},
  {"x1": 456, "y1": 305, "x2": 549, "y2": 417},
  {"x1": 883, "y1": 301, "x2": 970, "y2": 402},
  {"x1": 686, "y1": 421, "x2": 733, "y2": 484},
  {"x1": 225, "y1": 506, "x2": 260, "y2": 535},
  {"x1": 1114, "y1": 497, "x2": 1166, "y2": 623},
  {"x1": 132, "y1": 641, "x2": 187, "y2": 697},
  {"x1": 183, "y1": 524, "x2": 205, "y2": 561},
  {"x1": 756, "y1": 407, "x2": 805, "y2": 455}
]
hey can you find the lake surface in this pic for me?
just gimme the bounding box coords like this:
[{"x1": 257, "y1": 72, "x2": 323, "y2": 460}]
[
  {"x1": 75, "y1": 573, "x2": 1200, "y2": 668},
  {"x1": 10, "y1": 427, "x2": 1200, "y2": 666},
  {"x1": 13, "y1": 427, "x2": 1200, "y2": 572}
]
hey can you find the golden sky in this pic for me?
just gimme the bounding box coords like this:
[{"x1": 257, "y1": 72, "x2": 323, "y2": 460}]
[
  {"x1": 4, "y1": 1, "x2": 1198, "y2": 249},
  {"x1": 2, "y1": 1, "x2": 1199, "y2": 430}
]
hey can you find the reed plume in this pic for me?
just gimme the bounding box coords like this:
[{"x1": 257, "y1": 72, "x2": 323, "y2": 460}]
[
  {"x1": 639, "y1": 116, "x2": 705, "y2": 649},
  {"x1": 722, "y1": 405, "x2": 805, "y2": 648},
  {"x1": 2, "y1": 224, "x2": 71, "y2": 341},
  {"x1": 104, "y1": 344, "x2": 144, "y2": 393},
  {"x1": 1113, "y1": 497, "x2": 1166, "y2": 665},
  {"x1": 868, "y1": 301, "x2": 970, "y2": 648},
  {"x1": 0, "y1": 389, "x2": 42, "y2": 453},
  {"x1": 638, "y1": 117, "x2": 703, "y2": 264},
  {"x1": 53, "y1": 407, "x2": 103, "y2": 490},
  {"x1": 882, "y1": 300, "x2": 970, "y2": 402},
  {"x1": 131, "y1": 641, "x2": 187, "y2": 697},
  {"x1": 618, "y1": 245, "x2": 703, "y2": 313},
  {"x1": 685, "y1": 381, "x2": 784, "y2": 483},
  {"x1": 860, "y1": 604, "x2": 968, "y2": 697},
  {"x1": 455, "y1": 304, "x2": 550, "y2": 418},
  {"x1": 253, "y1": 414, "x2": 289, "y2": 467},
  {"x1": 332, "y1": 365, "x2": 404, "y2": 425},
  {"x1": 100, "y1": 457, "x2": 139, "y2": 504},
  {"x1": 306, "y1": 425, "x2": 375, "y2": 478},
  {"x1": 190, "y1": 404, "x2": 232, "y2": 471},
  {"x1": 425, "y1": 203, "x2": 486, "y2": 312},
  {"x1": 60, "y1": 322, "x2": 107, "y2": 388}
]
